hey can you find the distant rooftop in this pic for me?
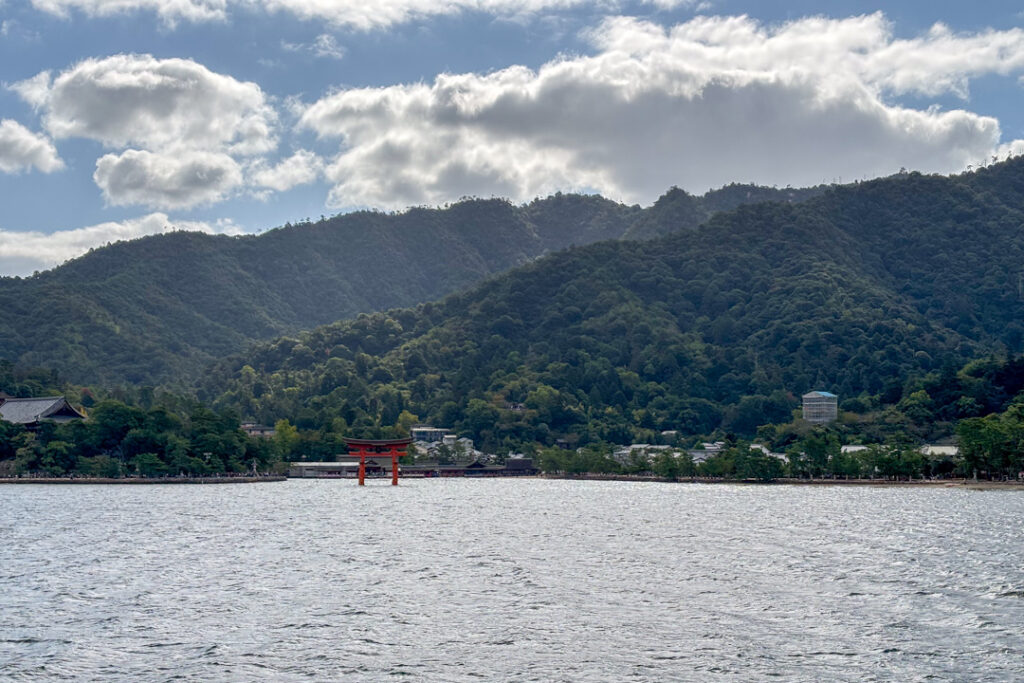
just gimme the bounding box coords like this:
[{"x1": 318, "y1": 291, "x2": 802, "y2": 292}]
[
  {"x1": 0, "y1": 396, "x2": 85, "y2": 425},
  {"x1": 802, "y1": 391, "x2": 837, "y2": 399}
]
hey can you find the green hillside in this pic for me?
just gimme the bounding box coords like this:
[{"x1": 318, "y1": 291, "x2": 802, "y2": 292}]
[
  {"x1": 622, "y1": 183, "x2": 823, "y2": 240},
  {"x1": 198, "y1": 160, "x2": 1024, "y2": 451},
  {"x1": 0, "y1": 185, "x2": 815, "y2": 386}
]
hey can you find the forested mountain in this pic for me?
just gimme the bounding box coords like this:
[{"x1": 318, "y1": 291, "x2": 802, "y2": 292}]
[
  {"x1": 0, "y1": 184, "x2": 815, "y2": 386},
  {"x1": 622, "y1": 183, "x2": 823, "y2": 240},
  {"x1": 198, "y1": 160, "x2": 1024, "y2": 451}
]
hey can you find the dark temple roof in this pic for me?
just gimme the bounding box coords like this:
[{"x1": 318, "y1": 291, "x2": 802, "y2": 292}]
[{"x1": 0, "y1": 396, "x2": 85, "y2": 425}]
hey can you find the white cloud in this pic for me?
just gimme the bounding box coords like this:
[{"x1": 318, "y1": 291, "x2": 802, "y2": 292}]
[
  {"x1": 0, "y1": 17, "x2": 43, "y2": 40},
  {"x1": 30, "y1": 0, "x2": 696, "y2": 29},
  {"x1": 298, "y1": 13, "x2": 1024, "y2": 209},
  {"x1": 995, "y1": 140, "x2": 1024, "y2": 160},
  {"x1": 30, "y1": 0, "x2": 227, "y2": 24},
  {"x1": 94, "y1": 149, "x2": 243, "y2": 209},
  {"x1": 249, "y1": 150, "x2": 323, "y2": 192},
  {"x1": 258, "y1": 0, "x2": 698, "y2": 30},
  {"x1": 10, "y1": 54, "x2": 276, "y2": 210},
  {"x1": 8, "y1": 71, "x2": 52, "y2": 110},
  {"x1": 311, "y1": 33, "x2": 345, "y2": 59},
  {"x1": 0, "y1": 213, "x2": 243, "y2": 276},
  {"x1": 284, "y1": 34, "x2": 346, "y2": 60},
  {"x1": 278, "y1": 0, "x2": 707, "y2": 29},
  {"x1": 14, "y1": 54, "x2": 276, "y2": 155},
  {"x1": 0, "y1": 120, "x2": 64, "y2": 174},
  {"x1": 585, "y1": 14, "x2": 1024, "y2": 99}
]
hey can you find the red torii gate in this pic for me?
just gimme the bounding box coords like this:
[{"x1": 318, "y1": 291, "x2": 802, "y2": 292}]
[{"x1": 343, "y1": 437, "x2": 413, "y2": 486}]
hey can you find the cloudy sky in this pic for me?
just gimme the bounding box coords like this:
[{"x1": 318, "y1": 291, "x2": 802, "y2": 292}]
[{"x1": 1, "y1": 1, "x2": 1023, "y2": 275}]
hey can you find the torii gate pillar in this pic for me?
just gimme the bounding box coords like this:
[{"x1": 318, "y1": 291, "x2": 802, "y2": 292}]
[{"x1": 343, "y1": 438, "x2": 413, "y2": 486}]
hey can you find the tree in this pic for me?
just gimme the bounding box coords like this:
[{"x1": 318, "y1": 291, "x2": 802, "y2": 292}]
[
  {"x1": 463, "y1": 399, "x2": 499, "y2": 439},
  {"x1": 652, "y1": 451, "x2": 680, "y2": 480},
  {"x1": 273, "y1": 419, "x2": 300, "y2": 459},
  {"x1": 537, "y1": 447, "x2": 564, "y2": 473},
  {"x1": 435, "y1": 443, "x2": 455, "y2": 465},
  {"x1": 13, "y1": 432, "x2": 42, "y2": 475},
  {"x1": 799, "y1": 430, "x2": 839, "y2": 478},
  {"x1": 133, "y1": 452, "x2": 165, "y2": 477},
  {"x1": 623, "y1": 449, "x2": 650, "y2": 475},
  {"x1": 395, "y1": 410, "x2": 419, "y2": 436},
  {"x1": 829, "y1": 448, "x2": 864, "y2": 479},
  {"x1": 956, "y1": 406, "x2": 1024, "y2": 479},
  {"x1": 676, "y1": 451, "x2": 697, "y2": 478},
  {"x1": 736, "y1": 450, "x2": 784, "y2": 481},
  {"x1": 0, "y1": 420, "x2": 24, "y2": 461},
  {"x1": 41, "y1": 440, "x2": 75, "y2": 475},
  {"x1": 700, "y1": 450, "x2": 735, "y2": 478},
  {"x1": 88, "y1": 400, "x2": 146, "y2": 460},
  {"x1": 82, "y1": 454, "x2": 121, "y2": 478},
  {"x1": 898, "y1": 390, "x2": 935, "y2": 425}
]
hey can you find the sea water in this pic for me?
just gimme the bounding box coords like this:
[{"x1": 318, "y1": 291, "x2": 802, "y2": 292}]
[{"x1": 2, "y1": 479, "x2": 1022, "y2": 681}]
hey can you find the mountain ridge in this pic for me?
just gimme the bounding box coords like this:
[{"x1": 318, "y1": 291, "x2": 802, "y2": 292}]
[{"x1": 0, "y1": 183, "x2": 822, "y2": 385}]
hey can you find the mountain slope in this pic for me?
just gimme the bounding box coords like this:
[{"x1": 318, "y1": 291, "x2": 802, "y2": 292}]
[
  {"x1": 0, "y1": 184, "x2": 817, "y2": 385},
  {"x1": 0, "y1": 196, "x2": 629, "y2": 384},
  {"x1": 198, "y1": 159, "x2": 1024, "y2": 448},
  {"x1": 622, "y1": 183, "x2": 826, "y2": 240}
]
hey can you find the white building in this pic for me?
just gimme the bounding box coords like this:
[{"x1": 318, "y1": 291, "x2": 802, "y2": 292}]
[
  {"x1": 920, "y1": 445, "x2": 959, "y2": 457},
  {"x1": 802, "y1": 391, "x2": 838, "y2": 424},
  {"x1": 612, "y1": 444, "x2": 671, "y2": 465},
  {"x1": 411, "y1": 435, "x2": 483, "y2": 461},
  {"x1": 410, "y1": 426, "x2": 450, "y2": 442},
  {"x1": 750, "y1": 443, "x2": 787, "y2": 461}
]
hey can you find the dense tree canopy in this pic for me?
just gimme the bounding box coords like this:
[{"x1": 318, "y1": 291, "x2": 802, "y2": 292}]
[
  {"x1": 0, "y1": 184, "x2": 812, "y2": 386},
  {"x1": 198, "y1": 160, "x2": 1024, "y2": 455},
  {"x1": 0, "y1": 398, "x2": 280, "y2": 478}
]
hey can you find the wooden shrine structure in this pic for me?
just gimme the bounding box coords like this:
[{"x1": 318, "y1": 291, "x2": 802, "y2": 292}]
[{"x1": 342, "y1": 437, "x2": 414, "y2": 486}]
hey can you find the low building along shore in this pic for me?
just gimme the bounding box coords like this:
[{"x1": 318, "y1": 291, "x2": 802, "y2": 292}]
[{"x1": 289, "y1": 457, "x2": 536, "y2": 478}]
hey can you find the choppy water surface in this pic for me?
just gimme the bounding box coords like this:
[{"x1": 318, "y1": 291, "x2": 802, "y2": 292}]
[{"x1": 2, "y1": 479, "x2": 1023, "y2": 681}]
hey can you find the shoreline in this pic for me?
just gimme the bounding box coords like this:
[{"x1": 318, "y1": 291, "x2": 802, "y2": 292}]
[
  {"x1": 0, "y1": 476, "x2": 287, "y2": 485},
  {"x1": 542, "y1": 474, "x2": 1024, "y2": 491},
  {"x1": 3, "y1": 474, "x2": 1021, "y2": 491}
]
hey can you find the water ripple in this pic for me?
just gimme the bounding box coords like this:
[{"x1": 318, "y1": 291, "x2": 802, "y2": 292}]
[{"x1": 1, "y1": 480, "x2": 1023, "y2": 680}]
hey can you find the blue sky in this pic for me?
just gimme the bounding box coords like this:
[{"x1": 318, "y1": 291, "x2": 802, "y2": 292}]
[{"x1": 1, "y1": 0, "x2": 1023, "y2": 275}]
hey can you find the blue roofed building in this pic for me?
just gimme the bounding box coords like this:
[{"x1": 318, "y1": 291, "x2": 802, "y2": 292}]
[{"x1": 802, "y1": 391, "x2": 838, "y2": 424}]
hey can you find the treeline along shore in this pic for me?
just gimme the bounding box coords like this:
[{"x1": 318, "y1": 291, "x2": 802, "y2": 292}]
[
  {"x1": 542, "y1": 473, "x2": 1024, "y2": 490},
  {"x1": 5, "y1": 473, "x2": 1018, "y2": 491},
  {"x1": 0, "y1": 395, "x2": 285, "y2": 480},
  {"x1": 0, "y1": 475, "x2": 286, "y2": 485}
]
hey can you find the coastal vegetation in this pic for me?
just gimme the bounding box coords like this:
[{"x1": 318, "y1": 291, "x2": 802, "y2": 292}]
[
  {"x1": 3, "y1": 353, "x2": 1024, "y2": 481},
  {"x1": 534, "y1": 434, "x2": 957, "y2": 482},
  {"x1": 0, "y1": 400, "x2": 281, "y2": 478},
  {"x1": 0, "y1": 364, "x2": 281, "y2": 477}
]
